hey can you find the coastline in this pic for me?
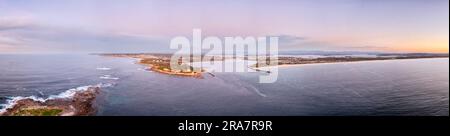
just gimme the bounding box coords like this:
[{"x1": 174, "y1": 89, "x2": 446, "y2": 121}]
[
  {"x1": 0, "y1": 85, "x2": 107, "y2": 116},
  {"x1": 101, "y1": 54, "x2": 204, "y2": 78},
  {"x1": 99, "y1": 53, "x2": 449, "y2": 74},
  {"x1": 268, "y1": 57, "x2": 450, "y2": 69}
]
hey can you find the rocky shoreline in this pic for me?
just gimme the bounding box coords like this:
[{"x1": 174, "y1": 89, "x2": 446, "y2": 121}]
[{"x1": 0, "y1": 87, "x2": 100, "y2": 116}]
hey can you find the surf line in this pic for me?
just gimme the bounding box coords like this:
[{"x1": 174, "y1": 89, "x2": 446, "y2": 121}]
[{"x1": 178, "y1": 120, "x2": 213, "y2": 134}]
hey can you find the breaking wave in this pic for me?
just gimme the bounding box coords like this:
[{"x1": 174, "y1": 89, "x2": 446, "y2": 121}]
[
  {"x1": 99, "y1": 75, "x2": 120, "y2": 80},
  {"x1": 96, "y1": 67, "x2": 112, "y2": 71},
  {"x1": 0, "y1": 83, "x2": 114, "y2": 114}
]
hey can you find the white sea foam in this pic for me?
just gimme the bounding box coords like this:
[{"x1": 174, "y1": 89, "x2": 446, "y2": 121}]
[
  {"x1": 99, "y1": 75, "x2": 120, "y2": 80},
  {"x1": 0, "y1": 83, "x2": 114, "y2": 114},
  {"x1": 137, "y1": 68, "x2": 152, "y2": 72},
  {"x1": 96, "y1": 67, "x2": 112, "y2": 71},
  {"x1": 38, "y1": 91, "x2": 45, "y2": 96}
]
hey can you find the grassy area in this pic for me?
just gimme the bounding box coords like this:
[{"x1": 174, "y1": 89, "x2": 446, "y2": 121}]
[{"x1": 12, "y1": 108, "x2": 63, "y2": 116}]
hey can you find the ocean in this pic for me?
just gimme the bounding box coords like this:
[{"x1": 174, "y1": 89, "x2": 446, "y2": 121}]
[{"x1": 0, "y1": 54, "x2": 448, "y2": 116}]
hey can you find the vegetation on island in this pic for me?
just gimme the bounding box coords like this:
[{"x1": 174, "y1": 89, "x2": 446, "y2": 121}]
[
  {"x1": 12, "y1": 108, "x2": 63, "y2": 116},
  {"x1": 1, "y1": 87, "x2": 100, "y2": 116}
]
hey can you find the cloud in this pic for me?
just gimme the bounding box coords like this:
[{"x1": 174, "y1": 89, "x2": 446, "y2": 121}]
[
  {"x1": 0, "y1": 23, "x2": 170, "y2": 53},
  {"x1": 283, "y1": 40, "x2": 390, "y2": 52},
  {"x1": 278, "y1": 35, "x2": 307, "y2": 42},
  {"x1": 0, "y1": 35, "x2": 24, "y2": 45},
  {"x1": 272, "y1": 34, "x2": 388, "y2": 51},
  {"x1": 0, "y1": 16, "x2": 35, "y2": 31},
  {"x1": 270, "y1": 34, "x2": 306, "y2": 45},
  {"x1": 342, "y1": 45, "x2": 388, "y2": 50},
  {"x1": 0, "y1": 33, "x2": 32, "y2": 52}
]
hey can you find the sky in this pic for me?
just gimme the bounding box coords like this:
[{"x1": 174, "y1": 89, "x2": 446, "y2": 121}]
[{"x1": 0, "y1": 0, "x2": 448, "y2": 54}]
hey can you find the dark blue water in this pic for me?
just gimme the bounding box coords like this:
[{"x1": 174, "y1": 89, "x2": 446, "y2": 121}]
[{"x1": 0, "y1": 54, "x2": 448, "y2": 116}]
